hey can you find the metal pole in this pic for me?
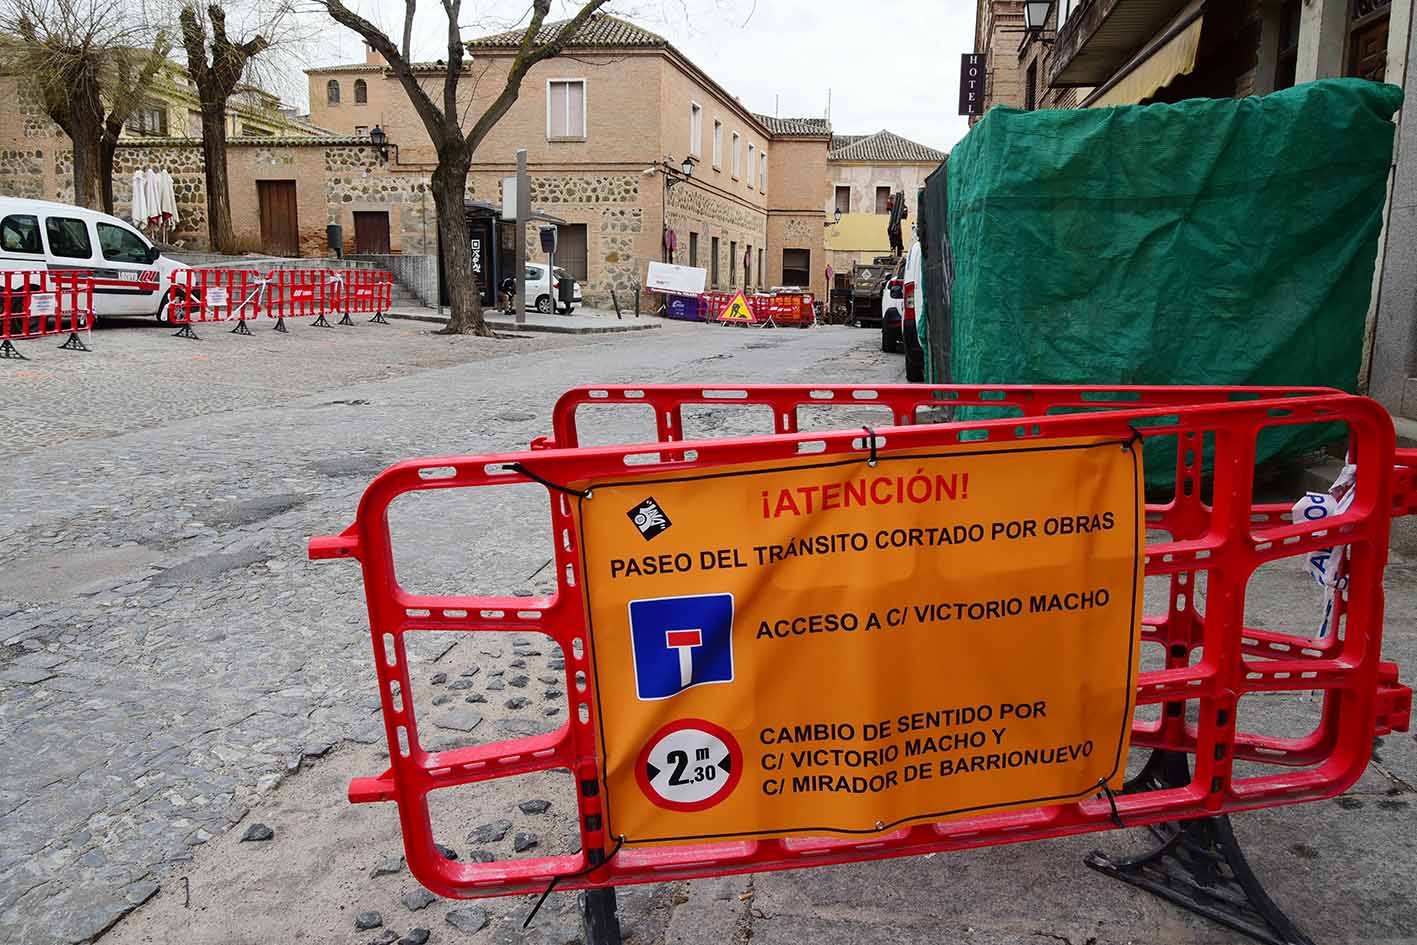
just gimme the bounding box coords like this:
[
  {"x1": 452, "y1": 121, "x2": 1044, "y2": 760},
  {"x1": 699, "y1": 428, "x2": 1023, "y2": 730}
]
[{"x1": 515, "y1": 148, "x2": 529, "y2": 327}]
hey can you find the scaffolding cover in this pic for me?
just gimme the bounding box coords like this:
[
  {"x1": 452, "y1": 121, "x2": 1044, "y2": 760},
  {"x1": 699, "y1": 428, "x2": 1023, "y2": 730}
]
[{"x1": 942, "y1": 79, "x2": 1403, "y2": 478}]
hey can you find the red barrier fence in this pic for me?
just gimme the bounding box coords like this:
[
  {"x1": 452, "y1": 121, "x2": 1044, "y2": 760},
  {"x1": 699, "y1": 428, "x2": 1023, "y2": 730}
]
[
  {"x1": 701, "y1": 291, "x2": 816, "y2": 327},
  {"x1": 166, "y1": 267, "x2": 394, "y2": 338},
  {"x1": 311, "y1": 384, "x2": 1410, "y2": 933},
  {"x1": 338, "y1": 268, "x2": 394, "y2": 325},
  {"x1": 167, "y1": 268, "x2": 275, "y2": 337},
  {"x1": 1, "y1": 270, "x2": 93, "y2": 359}
]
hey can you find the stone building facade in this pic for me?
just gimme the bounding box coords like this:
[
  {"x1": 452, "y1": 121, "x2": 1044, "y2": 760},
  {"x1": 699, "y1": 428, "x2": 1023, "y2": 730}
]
[
  {"x1": 824, "y1": 130, "x2": 947, "y2": 280},
  {"x1": 0, "y1": 13, "x2": 836, "y2": 307},
  {"x1": 307, "y1": 14, "x2": 831, "y2": 304}
]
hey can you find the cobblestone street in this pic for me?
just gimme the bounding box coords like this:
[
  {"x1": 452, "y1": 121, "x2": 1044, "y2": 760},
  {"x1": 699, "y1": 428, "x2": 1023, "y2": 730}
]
[{"x1": 2, "y1": 317, "x2": 1414, "y2": 945}]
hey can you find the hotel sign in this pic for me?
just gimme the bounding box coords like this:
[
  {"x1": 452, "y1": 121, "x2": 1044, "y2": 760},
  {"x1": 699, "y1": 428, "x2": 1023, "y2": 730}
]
[{"x1": 960, "y1": 53, "x2": 987, "y2": 116}]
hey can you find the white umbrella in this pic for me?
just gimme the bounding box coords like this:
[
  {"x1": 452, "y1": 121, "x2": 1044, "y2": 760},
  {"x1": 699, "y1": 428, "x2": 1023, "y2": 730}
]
[
  {"x1": 130, "y1": 169, "x2": 148, "y2": 225},
  {"x1": 159, "y1": 169, "x2": 179, "y2": 227},
  {"x1": 144, "y1": 169, "x2": 162, "y2": 227}
]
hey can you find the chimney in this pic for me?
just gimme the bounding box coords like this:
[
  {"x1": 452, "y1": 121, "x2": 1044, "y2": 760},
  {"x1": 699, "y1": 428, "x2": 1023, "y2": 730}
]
[{"x1": 365, "y1": 42, "x2": 383, "y2": 66}]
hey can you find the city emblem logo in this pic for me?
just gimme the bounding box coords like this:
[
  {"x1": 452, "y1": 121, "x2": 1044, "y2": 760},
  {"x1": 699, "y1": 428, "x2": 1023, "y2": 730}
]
[
  {"x1": 628, "y1": 593, "x2": 734, "y2": 700},
  {"x1": 627, "y1": 496, "x2": 672, "y2": 540}
]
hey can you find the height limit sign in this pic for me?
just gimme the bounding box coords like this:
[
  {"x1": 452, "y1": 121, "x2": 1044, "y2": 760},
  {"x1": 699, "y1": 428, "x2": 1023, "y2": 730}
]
[{"x1": 635, "y1": 719, "x2": 742, "y2": 812}]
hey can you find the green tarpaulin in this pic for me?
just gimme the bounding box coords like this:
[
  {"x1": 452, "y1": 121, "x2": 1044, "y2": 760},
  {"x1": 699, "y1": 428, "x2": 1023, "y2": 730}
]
[{"x1": 933, "y1": 79, "x2": 1403, "y2": 484}]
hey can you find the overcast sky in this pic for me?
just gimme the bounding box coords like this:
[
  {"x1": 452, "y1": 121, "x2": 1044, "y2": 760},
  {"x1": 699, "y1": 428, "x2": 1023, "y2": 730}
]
[{"x1": 298, "y1": 0, "x2": 977, "y2": 152}]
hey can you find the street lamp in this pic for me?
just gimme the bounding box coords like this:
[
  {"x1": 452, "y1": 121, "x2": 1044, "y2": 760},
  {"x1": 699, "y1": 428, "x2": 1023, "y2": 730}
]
[
  {"x1": 825, "y1": 207, "x2": 842, "y2": 227},
  {"x1": 1022, "y1": 0, "x2": 1055, "y2": 43},
  {"x1": 369, "y1": 124, "x2": 391, "y2": 164},
  {"x1": 664, "y1": 155, "x2": 696, "y2": 195}
]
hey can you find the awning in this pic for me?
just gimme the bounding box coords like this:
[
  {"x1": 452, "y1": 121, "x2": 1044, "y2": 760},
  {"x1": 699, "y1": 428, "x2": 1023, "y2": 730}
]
[{"x1": 1085, "y1": 2, "x2": 1205, "y2": 108}]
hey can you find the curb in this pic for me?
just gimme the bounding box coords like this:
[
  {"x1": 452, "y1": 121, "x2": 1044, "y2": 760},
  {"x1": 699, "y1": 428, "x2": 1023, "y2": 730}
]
[{"x1": 386, "y1": 310, "x2": 659, "y2": 335}]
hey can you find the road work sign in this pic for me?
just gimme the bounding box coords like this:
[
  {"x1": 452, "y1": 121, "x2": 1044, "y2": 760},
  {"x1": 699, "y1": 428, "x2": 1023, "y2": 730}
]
[
  {"x1": 575, "y1": 436, "x2": 1144, "y2": 845},
  {"x1": 717, "y1": 292, "x2": 756, "y2": 322}
]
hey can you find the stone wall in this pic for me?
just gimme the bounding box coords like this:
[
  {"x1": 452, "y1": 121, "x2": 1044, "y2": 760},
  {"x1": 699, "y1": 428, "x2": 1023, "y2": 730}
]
[
  {"x1": 480, "y1": 171, "x2": 650, "y2": 306},
  {"x1": 112, "y1": 146, "x2": 209, "y2": 246},
  {"x1": 325, "y1": 147, "x2": 437, "y2": 256},
  {"x1": 0, "y1": 148, "x2": 45, "y2": 199},
  {"x1": 666, "y1": 182, "x2": 768, "y2": 290}
]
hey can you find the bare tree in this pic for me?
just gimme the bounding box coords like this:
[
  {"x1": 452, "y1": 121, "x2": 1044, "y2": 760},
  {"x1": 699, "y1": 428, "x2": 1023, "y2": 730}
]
[
  {"x1": 100, "y1": 43, "x2": 172, "y2": 211},
  {"x1": 179, "y1": 3, "x2": 276, "y2": 252},
  {"x1": 2, "y1": 0, "x2": 168, "y2": 210},
  {"x1": 315, "y1": 0, "x2": 609, "y2": 335}
]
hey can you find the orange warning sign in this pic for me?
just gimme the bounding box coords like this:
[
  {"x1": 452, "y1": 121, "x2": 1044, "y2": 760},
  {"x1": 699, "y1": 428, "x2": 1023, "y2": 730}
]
[
  {"x1": 717, "y1": 291, "x2": 757, "y2": 322},
  {"x1": 574, "y1": 435, "x2": 1144, "y2": 846}
]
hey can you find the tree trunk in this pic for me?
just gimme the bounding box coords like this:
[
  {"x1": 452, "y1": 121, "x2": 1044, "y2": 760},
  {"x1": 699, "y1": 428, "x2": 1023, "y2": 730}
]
[
  {"x1": 432, "y1": 158, "x2": 488, "y2": 336},
  {"x1": 69, "y1": 119, "x2": 104, "y2": 211},
  {"x1": 200, "y1": 103, "x2": 236, "y2": 253},
  {"x1": 99, "y1": 134, "x2": 117, "y2": 215}
]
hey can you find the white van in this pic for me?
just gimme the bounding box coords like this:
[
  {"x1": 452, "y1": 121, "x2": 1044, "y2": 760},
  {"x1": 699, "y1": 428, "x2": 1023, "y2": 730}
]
[{"x1": 0, "y1": 197, "x2": 190, "y2": 323}]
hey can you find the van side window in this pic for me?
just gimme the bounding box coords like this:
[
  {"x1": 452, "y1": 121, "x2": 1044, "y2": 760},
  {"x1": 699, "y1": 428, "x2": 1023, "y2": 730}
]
[
  {"x1": 97, "y1": 222, "x2": 150, "y2": 264},
  {"x1": 45, "y1": 217, "x2": 92, "y2": 259},
  {"x1": 1, "y1": 214, "x2": 41, "y2": 254}
]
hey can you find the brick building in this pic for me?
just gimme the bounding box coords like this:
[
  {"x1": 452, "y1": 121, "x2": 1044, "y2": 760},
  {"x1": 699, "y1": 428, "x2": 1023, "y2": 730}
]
[
  {"x1": 824, "y1": 130, "x2": 946, "y2": 283},
  {"x1": 0, "y1": 13, "x2": 835, "y2": 305},
  {"x1": 305, "y1": 14, "x2": 832, "y2": 303}
]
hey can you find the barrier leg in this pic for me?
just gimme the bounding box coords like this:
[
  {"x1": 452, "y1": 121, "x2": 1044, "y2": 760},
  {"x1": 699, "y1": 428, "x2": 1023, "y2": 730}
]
[
  {"x1": 370, "y1": 311, "x2": 389, "y2": 324},
  {"x1": 0, "y1": 339, "x2": 27, "y2": 360},
  {"x1": 173, "y1": 323, "x2": 199, "y2": 340},
  {"x1": 1084, "y1": 750, "x2": 1314, "y2": 945},
  {"x1": 59, "y1": 332, "x2": 91, "y2": 352},
  {"x1": 274, "y1": 317, "x2": 288, "y2": 334},
  {"x1": 579, "y1": 887, "x2": 622, "y2": 945},
  {"x1": 231, "y1": 319, "x2": 253, "y2": 336},
  {"x1": 338, "y1": 311, "x2": 355, "y2": 327},
  {"x1": 312, "y1": 313, "x2": 333, "y2": 328}
]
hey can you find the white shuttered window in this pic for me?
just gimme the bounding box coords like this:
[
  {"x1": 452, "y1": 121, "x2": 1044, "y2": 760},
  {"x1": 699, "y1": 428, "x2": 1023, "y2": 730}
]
[{"x1": 547, "y1": 80, "x2": 586, "y2": 139}]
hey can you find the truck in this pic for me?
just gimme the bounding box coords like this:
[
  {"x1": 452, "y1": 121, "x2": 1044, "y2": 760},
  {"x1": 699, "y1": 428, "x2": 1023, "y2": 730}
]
[{"x1": 847, "y1": 256, "x2": 897, "y2": 327}]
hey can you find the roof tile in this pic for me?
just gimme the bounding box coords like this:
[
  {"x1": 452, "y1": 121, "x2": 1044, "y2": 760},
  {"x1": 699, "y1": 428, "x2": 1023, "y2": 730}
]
[
  {"x1": 828, "y1": 129, "x2": 945, "y2": 163},
  {"x1": 752, "y1": 114, "x2": 832, "y2": 137},
  {"x1": 467, "y1": 13, "x2": 668, "y2": 49}
]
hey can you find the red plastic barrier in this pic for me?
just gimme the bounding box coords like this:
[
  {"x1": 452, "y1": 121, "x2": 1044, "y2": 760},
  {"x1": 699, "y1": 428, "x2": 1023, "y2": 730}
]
[
  {"x1": 166, "y1": 268, "x2": 274, "y2": 337},
  {"x1": 311, "y1": 386, "x2": 1410, "y2": 901},
  {"x1": 336, "y1": 269, "x2": 393, "y2": 324},
  {"x1": 701, "y1": 291, "x2": 814, "y2": 327},
  {"x1": 265, "y1": 268, "x2": 392, "y2": 329},
  {"x1": 0, "y1": 270, "x2": 93, "y2": 359},
  {"x1": 540, "y1": 383, "x2": 1342, "y2": 450}
]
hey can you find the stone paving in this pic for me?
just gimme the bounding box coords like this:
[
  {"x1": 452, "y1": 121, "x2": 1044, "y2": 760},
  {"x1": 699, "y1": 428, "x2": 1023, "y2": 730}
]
[
  {"x1": 1, "y1": 316, "x2": 1414, "y2": 945},
  {"x1": 0, "y1": 316, "x2": 901, "y2": 944}
]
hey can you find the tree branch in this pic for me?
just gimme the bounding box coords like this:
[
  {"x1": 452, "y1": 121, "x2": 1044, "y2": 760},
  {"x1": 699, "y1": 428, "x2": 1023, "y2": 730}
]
[
  {"x1": 401, "y1": 0, "x2": 415, "y2": 62},
  {"x1": 319, "y1": 0, "x2": 447, "y2": 144},
  {"x1": 463, "y1": 0, "x2": 609, "y2": 153},
  {"x1": 440, "y1": 0, "x2": 462, "y2": 132}
]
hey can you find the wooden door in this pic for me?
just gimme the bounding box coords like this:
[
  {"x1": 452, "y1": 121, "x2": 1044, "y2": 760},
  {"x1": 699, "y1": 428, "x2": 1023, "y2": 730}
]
[
  {"x1": 257, "y1": 181, "x2": 299, "y2": 257},
  {"x1": 1349, "y1": 14, "x2": 1388, "y2": 82},
  {"x1": 353, "y1": 211, "x2": 391, "y2": 255},
  {"x1": 557, "y1": 223, "x2": 588, "y2": 281}
]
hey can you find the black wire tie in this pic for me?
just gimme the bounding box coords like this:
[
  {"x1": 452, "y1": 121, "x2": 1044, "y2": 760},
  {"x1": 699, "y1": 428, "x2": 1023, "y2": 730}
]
[
  {"x1": 522, "y1": 835, "x2": 626, "y2": 929},
  {"x1": 507, "y1": 462, "x2": 591, "y2": 499},
  {"x1": 862, "y1": 426, "x2": 878, "y2": 466},
  {"x1": 1097, "y1": 777, "x2": 1125, "y2": 828}
]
